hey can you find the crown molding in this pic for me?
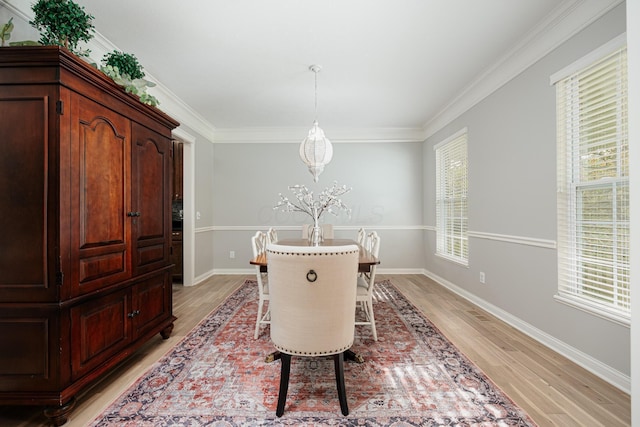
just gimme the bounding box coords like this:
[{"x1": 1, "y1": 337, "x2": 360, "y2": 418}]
[
  {"x1": 144, "y1": 75, "x2": 216, "y2": 142},
  {"x1": 86, "y1": 31, "x2": 217, "y2": 142},
  {"x1": 213, "y1": 126, "x2": 426, "y2": 144},
  {"x1": 422, "y1": 0, "x2": 625, "y2": 139},
  {"x1": 1, "y1": 0, "x2": 28, "y2": 19},
  {"x1": 4, "y1": 0, "x2": 622, "y2": 144}
]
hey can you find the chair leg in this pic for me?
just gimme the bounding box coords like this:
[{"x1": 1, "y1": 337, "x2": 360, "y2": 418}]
[
  {"x1": 367, "y1": 299, "x2": 377, "y2": 341},
  {"x1": 334, "y1": 352, "x2": 349, "y2": 416},
  {"x1": 276, "y1": 353, "x2": 291, "y2": 417},
  {"x1": 254, "y1": 298, "x2": 264, "y2": 339}
]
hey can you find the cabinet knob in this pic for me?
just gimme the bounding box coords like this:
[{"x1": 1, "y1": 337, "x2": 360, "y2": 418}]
[
  {"x1": 127, "y1": 212, "x2": 141, "y2": 217},
  {"x1": 128, "y1": 310, "x2": 141, "y2": 318}
]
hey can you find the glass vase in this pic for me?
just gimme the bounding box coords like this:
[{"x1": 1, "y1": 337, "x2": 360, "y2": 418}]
[{"x1": 309, "y1": 216, "x2": 323, "y2": 246}]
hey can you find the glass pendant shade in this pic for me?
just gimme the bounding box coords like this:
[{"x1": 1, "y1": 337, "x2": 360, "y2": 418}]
[{"x1": 299, "y1": 120, "x2": 333, "y2": 182}]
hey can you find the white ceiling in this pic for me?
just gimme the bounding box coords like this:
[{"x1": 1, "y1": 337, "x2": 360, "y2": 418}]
[{"x1": 65, "y1": 1, "x2": 620, "y2": 137}]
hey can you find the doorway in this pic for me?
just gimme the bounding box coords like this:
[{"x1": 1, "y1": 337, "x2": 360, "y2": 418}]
[{"x1": 171, "y1": 129, "x2": 195, "y2": 286}]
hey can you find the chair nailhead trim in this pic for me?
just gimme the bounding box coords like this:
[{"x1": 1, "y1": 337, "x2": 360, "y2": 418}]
[{"x1": 267, "y1": 249, "x2": 359, "y2": 256}]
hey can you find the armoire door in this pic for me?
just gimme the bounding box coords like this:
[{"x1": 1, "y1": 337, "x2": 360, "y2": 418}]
[
  {"x1": 131, "y1": 122, "x2": 172, "y2": 275},
  {"x1": 69, "y1": 95, "x2": 132, "y2": 297}
]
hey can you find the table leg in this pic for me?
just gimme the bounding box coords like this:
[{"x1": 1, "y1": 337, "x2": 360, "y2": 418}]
[
  {"x1": 265, "y1": 351, "x2": 281, "y2": 363},
  {"x1": 344, "y1": 349, "x2": 364, "y2": 363}
]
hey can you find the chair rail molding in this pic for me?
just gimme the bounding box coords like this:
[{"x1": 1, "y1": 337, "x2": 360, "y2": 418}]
[
  {"x1": 468, "y1": 231, "x2": 556, "y2": 249},
  {"x1": 212, "y1": 225, "x2": 428, "y2": 232},
  {"x1": 425, "y1": 227, "x2": 556, "y2": 250}
]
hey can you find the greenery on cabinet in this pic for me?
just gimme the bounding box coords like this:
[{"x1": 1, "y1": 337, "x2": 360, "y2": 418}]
[
  {"x1": 1, "y1": 18, "x2": 40, "y2": 46},
  {"x1": 30, "y1": 0, "x2": 95, "y2": 57},
  {"x1": 100, "y1": 50, "x2": 160, "y2": 107},
  {"x1": 1, "y1": 17, "x2": 13, "y2": 46},
  {"x1": 3, "y1": 2, "x2": 159, "y2": 107},
  {"x1": 103, "y1": 51, "x2": 145, "y2": 80}
]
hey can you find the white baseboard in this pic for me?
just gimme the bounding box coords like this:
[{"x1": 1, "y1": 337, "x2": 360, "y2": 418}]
[
  {"x1": 422, "y1": 269, "x2": 630, "y2": 394},
  {"x1": 211, "y1": 269, "x2": 252, "y2": 276},
  {"x1": 192, "y1": 270, "x2": 216, "y2": 286}
]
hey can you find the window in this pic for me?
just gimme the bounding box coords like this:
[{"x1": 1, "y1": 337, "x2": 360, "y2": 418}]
[
  {"x1": 435, "y1": 128, "x2": 468, "y2": 265},
  {"x1": 552, "y1": 35, "x2": 629, "y2": 325}
]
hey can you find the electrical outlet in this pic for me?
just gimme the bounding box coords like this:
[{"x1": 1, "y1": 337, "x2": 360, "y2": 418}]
[
  {"x1": 229, "y1": 251, "x2": 235, "y2": 259},
  {"x1": 479, "y1": 272, "x2": 486, "y2": 284}
]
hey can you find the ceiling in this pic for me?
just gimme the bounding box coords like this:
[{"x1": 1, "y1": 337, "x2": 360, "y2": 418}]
[{"x1": 63, "y1": 1, "x2": 620, "y2": 137}]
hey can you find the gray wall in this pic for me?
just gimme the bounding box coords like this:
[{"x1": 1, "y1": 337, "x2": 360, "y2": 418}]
[
  {"x1": 211, "y1": 141, "x2": 425, "y2": 272},
  {"x1": 423, "y1": 4, "x2": 629, "y2": 378},
  {"x1": 192, "y1": 132, "x2": 215, "y2": 280}
]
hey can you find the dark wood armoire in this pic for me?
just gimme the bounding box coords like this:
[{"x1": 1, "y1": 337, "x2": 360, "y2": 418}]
[{"x1": 0, "y1": 47, "x2": 179, "y2": 426}]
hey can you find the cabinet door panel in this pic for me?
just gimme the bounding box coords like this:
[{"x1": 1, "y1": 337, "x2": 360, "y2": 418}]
[
  {"x1": 70, "y1": 96, "x2": 132, "y2": 296},
  {"x1": 0, "y1": 96, "x2": 57, "y2": 302},
  {"x1": 132, "y1": 272, "x2": 171, "y2": 338},
  {"x1": 70, "y1": 289, "x2": 130, "y2": 380},
  {"x1": 131, "y1": 123, "x2": 171, "y2": 275},
  {"x1": 0, "y1": 307, "x2": 60, "y2": 391}
]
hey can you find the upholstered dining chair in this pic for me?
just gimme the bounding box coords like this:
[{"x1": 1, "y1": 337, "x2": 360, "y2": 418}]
[
  {"x1": 251, "y1": 231, "x2": 270, "y2": 339},
  {"x1": 355, "y1": 231, "x2": 380, "y2": 341},
  {"x1": 301, "y1": 223, "x2": 334, "y2": 240},
  {"x1": 266, "y1": 243, "x2": 360, "y2": 417}
]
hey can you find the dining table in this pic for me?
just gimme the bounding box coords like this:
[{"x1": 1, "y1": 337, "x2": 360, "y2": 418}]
[
  {"x1": 250, "y1": 238, "x2": 380, "y2": 272},
  {"x1": 249, "y1": 238, "x2": 380, "y2": 364}
]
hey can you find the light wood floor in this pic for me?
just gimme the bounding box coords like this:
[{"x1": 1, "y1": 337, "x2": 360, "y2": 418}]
[{"x1": 0, "y1": 274, "x2": 630, "y2": 426}]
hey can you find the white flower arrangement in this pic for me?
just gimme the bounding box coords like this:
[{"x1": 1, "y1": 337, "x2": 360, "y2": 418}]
[{"x1": 274, "y1": 181, "x2": 352, "y2": 223}]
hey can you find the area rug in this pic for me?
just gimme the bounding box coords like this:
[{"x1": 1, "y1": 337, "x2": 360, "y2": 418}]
[{"x1": 90, "y1": 280, "x2": 537, "y2": 426}]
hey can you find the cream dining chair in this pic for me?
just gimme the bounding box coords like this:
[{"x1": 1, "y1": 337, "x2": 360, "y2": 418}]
[
  {"x1": 355, "y1": 231, "x2": 380, "y2": 341},
  {"x1": 266, "y1": 243, "x2": 359, "y2": 417},
  {"x1": 251, "y1": 231, "x2": 270, "y2": 339}
]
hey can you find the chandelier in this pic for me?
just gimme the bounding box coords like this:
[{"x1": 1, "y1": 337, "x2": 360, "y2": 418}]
[{"x1": 299, "y1": 64, "x2": 333, "y2": 182}]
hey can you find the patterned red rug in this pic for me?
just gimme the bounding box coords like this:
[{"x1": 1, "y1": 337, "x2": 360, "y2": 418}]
[{"x1": 90, "y1": 280, "x2": 537, "y2": 426}]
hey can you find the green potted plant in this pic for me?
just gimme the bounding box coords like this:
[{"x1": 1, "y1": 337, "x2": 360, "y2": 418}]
[
  {"x1": 103, "y1": 51, "x2": 145, "y2": 80},
  {"x1": 100, "y1": 50, "x2": 160, "y2": 107},
  {"x1": 30, "y1": 0, "x2": 95, "y2": 57},
  {"x1": 1, "y1": 17, "x2": 14, "y2": 47},
  {"x1": 1, "y1": 17, "x2": 41, "y2": 46}
]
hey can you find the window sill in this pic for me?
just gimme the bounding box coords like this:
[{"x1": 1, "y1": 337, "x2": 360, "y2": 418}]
[{"x1": 435, "y1": 252, "x2": 469, "y2": 268}]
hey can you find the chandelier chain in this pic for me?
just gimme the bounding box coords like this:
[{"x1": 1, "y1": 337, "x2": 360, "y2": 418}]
[{"x1": 314, "y1": 67, "x2": 318, "y2": 121}]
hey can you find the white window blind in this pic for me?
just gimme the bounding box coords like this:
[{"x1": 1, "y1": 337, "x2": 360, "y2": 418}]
[
  {"x1": 435, "y1": 129, "x2": 468, "y2": 265},
  {"x1": 554, "y1": 42, "x2": 629, "y2": 324}
]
